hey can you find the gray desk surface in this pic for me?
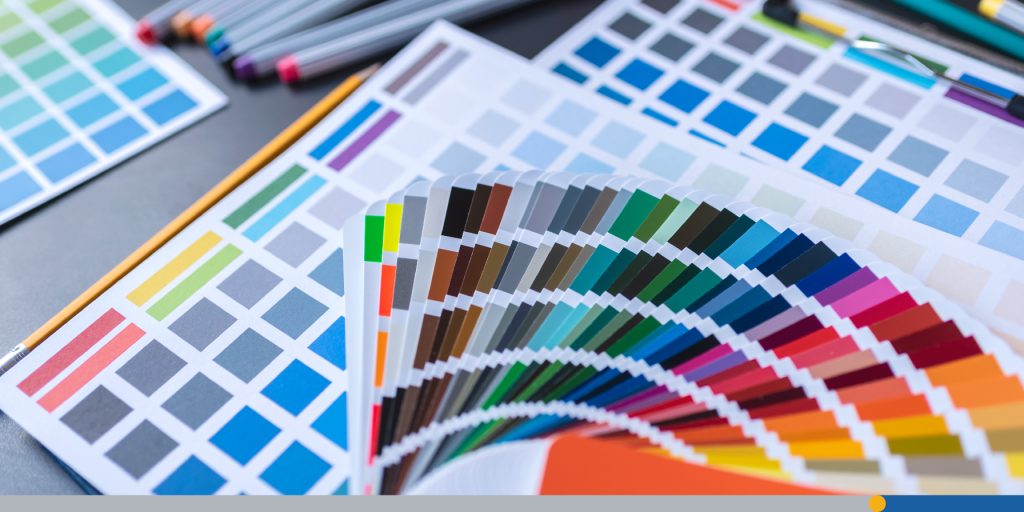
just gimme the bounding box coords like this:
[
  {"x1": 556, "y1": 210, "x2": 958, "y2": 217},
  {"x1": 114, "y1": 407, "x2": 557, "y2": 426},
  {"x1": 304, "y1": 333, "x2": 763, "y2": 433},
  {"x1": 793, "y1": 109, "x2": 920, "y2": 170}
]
[{"x1": 0, "y1": 0, "x2": 600, "y2": 494}]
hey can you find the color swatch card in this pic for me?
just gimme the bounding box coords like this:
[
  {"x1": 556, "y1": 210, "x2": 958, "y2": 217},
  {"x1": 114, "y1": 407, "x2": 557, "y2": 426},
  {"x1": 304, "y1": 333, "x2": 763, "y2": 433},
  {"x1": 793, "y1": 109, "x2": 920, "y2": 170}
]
[
  {"x1": 536, "y1": 0, "x2": 1024, "y2": 341},
  {"x1": 343, "y1": 171, "x2": 1024, "y2": 495},
  {"x1": 0, "y1": 0, "x2": 225, "y2": 225},
  {"x1": 0, "y1": 21, "x2": 1021, "y2": 495}
]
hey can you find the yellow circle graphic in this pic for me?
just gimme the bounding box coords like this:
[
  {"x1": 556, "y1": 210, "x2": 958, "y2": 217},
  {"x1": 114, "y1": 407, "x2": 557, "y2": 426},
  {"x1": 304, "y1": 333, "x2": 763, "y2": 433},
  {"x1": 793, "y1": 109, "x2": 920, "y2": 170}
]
[{"x1": 869, "y1": 495, "x2": 887, "y2": 512}]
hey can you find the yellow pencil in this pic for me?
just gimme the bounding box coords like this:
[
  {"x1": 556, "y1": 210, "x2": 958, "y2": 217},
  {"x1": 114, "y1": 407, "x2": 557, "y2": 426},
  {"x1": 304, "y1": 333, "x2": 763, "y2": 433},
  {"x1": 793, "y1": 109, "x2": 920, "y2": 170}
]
[{"x1": 0, "y1": 65, "x2": 378, "y2": 375}]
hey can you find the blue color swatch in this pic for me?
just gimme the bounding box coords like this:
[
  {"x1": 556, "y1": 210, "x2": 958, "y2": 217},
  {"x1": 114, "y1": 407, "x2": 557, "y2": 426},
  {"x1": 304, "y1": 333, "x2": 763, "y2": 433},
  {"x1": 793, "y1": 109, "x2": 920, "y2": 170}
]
[
  {"x1": 512, "y1": 132, "x2": 567, "y2": 168},
  {"x1": 210, "y1": 407, "x2": 280, "y2": 464},
  {"x1": 259, "y1": 442, "x2": 330, "y2": 495},
  {"x1": 144, "y1": 90, "x2": 197, "y2": 125},
  {"x1": 752, "y1": 123, "x2": 808, "y2": 160},
  {"x1": 575, "y1": 37, "x2": 620, "y2": 67},
  {"x1": 261, "y1": 360, "x2": 329, "y2": 416},
  {"x1": 914, "y1": 195, "x2": 979, "y2": 236},
  {"x1": 659, "y1": 79, "x2": 708, "y2": 113},
  {"x1": 312, "y1": 393, "x2": 348, "y2": 450},
  {"x1": 856, "y1": 170, "x2": 918, "y2": 212},
  {"x1": 38, "y1": 143, "x2": 96, "y2": 183},
  {"x1": 154, "y1": 457, "x2": 226, "y2": 495},
  {"x1": 703, "y1": 100, "x2": 755, "y2": 136},
  {"x1": 616, "y1": 58, "x2": 663, "y2": 90},
  {"x1": 92, "y1": 116, "x2": 147, "y2": 153},
  {"x1": 802, "y1": 146, "x2": 861, "y2": 185}
]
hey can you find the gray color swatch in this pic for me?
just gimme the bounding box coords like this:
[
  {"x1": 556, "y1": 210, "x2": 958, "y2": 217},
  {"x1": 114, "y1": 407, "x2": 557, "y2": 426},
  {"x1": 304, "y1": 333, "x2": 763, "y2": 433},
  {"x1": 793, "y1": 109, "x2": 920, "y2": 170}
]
[
  {"x1": 169, "y1": 298, "x2": 235, "y2": 351},
  {"x1": 785, "y1": 93, "x2": 837, "y2": 128},
  {"x1": 889, "y1": 136, "x2": 948, "y2": 176},
  {"x1": 682, "y1": 7, "x2": 722, "y2": 33},
  {"x1": 309, "y1": 249, "x2": 344, "y2": 296},
  {"x1": 399, "y1": 196, "x2": 427, "y2": 245},
  {"x1": 266, "y1": 222, "x2": 325, "y2": 267},
  {"x1": 500, "y1": 81, "x2": 550, "y2": 115},
  {"x1": 60, "y1": 386, "x2": 131, "y2": 443},
  {"x1": 308, "y1": 187, "x2": 367, "y2": 230},
  {"x1": 649, "y1": 32, "x2": 692, "y2": 61},
  {"x1": 866, "y1": 83, "x2": 920, "y2": 118},
  {"x1": 945, "y1": 160, "x2": 1007, "y2": 201},
  {"x1": 815, "y1": 64, "x2": 866, "y2": 96},
  {"x1": 262, "y1": 288, "x2": 328, "y2": 339},
  {"x1": 692, "y1": 52, "x2": 739, "y2": 83},
  {"x1": 115, "y1": 341, "x2": 185, "y2": 396},
  {"x1": 609, "y1": 11, "x2": 650, "y2": 39},
  {"x1": 469, "y1": 111, "x2": 518, "y2": 146},
  {"x1": 217, "y1": 259, "x2": 281, "y2": 309},
  {"x1": 1007, "y1": 187, "x2": 1024, "y2": 219},
  {"x1": 431, "y1": 142, "x2": 486, "y2": 175},
  {"x1": 918, "y1": 103, "x2": 977, "y2": 141},
  {"x1": 393, "y1": 257, "x2": 417, "y2": 310},
  {"x1": 105, "y1": 421, "x2": 176, "y2": 479},
  {"x1": 768, "y1": 45, "x2": 815, "y2": 75},
  {"x1": 724, "y1": 26, "x2": 768, "y2": 54},
  {"x1": 215, "y1": 328, "x2": 283, "y2": 383},
  {"x1": 642, "y1": 0, "x2": 678, "y2": 14},
  {"x1": 835, "y1": 114, "x2": 892, "y2": 151},
  {"x1": 162, "y1": 373, "x2": 231, "y2": 429},
  {"x1": 737, "y1": 72, "x2": 785, "y2": 104}
]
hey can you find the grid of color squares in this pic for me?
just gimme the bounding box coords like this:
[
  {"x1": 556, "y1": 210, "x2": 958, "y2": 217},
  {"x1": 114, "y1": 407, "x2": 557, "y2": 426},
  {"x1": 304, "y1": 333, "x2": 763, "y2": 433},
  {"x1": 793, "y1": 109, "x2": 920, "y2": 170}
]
[
  {"x1": 344, "y1": 171, "x2": 1024, "y2": 495},
  {"x1": 538, "y1": 0, "x2": 1024, "y2": 264},
  {"x1": 0, "y1": 0, "x2": 224, "y2": 224},
  {"x1": 1, "y1": 23, "x2": 1023, "y2": 495}
]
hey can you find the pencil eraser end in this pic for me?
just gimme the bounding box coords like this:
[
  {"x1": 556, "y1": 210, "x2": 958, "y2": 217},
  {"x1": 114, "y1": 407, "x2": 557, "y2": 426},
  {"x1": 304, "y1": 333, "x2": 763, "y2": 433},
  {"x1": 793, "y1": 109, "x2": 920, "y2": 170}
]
[
  {"x1": 136, "y1": 20, "x2": 157, "y2": 45},
  {"x1": 278, "y1": 56, "x2": 300, "y2": 84},
  {"x1": 233, "y1": 56, "x2": 256, "y2": 81}
]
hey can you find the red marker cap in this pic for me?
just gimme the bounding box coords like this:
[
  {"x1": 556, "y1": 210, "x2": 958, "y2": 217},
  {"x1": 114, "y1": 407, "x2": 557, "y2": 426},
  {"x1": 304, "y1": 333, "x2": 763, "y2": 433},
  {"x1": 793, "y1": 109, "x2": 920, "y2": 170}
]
[
  {"x1": 136, "y1": 20, "x2": 157, "y2": 45},
  {"x1": 277, "y1": 55, "x2": 301, "y2": 84}
]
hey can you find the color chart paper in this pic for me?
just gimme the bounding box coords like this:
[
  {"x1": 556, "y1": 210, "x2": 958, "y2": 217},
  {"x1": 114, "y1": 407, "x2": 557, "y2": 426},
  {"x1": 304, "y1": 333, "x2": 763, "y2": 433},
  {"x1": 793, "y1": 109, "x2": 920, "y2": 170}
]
[
  {"x1": 0, "y1": 0, "x2": 225, "y2": 225},
  {"x1": 0, "y1": 22, "x2": 1021, "y2": 494},
  {"x1": 343, "y1": 172, "x2": 1024, "y2": 495},
  {"x1": 536, "y1": 0, "x2": 1024, "y2": 341}
]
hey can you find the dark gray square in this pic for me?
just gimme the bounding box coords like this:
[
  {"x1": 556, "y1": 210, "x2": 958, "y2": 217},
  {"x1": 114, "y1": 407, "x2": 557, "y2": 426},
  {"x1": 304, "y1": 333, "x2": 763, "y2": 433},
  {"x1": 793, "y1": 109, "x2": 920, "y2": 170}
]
[
  {"x1": 768, "y1": 45, "x2": 815, "y2": 75},
  {"x1": 215, "y1": 329, "x2": 283, "y2": 382},
  {"x1": 692, "y1": 52, "x2": 739, "y2": 83},
  {"x1": 785, "y1": 93, "x2": 838, "y2": 128},
  {"x1": 262, "y1": 288, "x2": 328, "y2": 339},
  {"x1": 217, "y1": 260, "x2": 282, "y2": 309},
  {"x1": 650, "y1": 32, "x2": 692, "y2": 61},
  {"x1": 609, "y1": 12, "x2": 650, "y2": 40},
  {"x1": 116, "y1": 341, "x2": 185, "y2": 396},
  {"x1": 836, "y1": 114, "x2": 892, "y2": 151},
  {"x1": 162, "y1": 373, "x2": 231, "y2": 429},
  {"x1": 736, "y1": 72, "x2": 786, "y2": 105},
  {"x1": 643, "y1": 0, "x2": 679, "y2": 13},
  {"x1": 724, "y1": 26, "x2": 769, "y2": 54},
  {"x1": 682, "y1": 7, "x2": 722, "y2": 33},
  {"x1": 61, "y1": 386, "x2": 132, "y2": 443},
  {"x1": 169, "y1": 298, "x2": 236, "y2": 351},
  {"x1": 105, "y1": 421, "x2": 177, "y2": 479}
]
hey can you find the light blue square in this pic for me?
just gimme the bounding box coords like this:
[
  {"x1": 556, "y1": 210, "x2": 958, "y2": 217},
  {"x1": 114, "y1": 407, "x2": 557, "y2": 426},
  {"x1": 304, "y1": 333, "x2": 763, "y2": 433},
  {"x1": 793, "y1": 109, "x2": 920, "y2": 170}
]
[
  {"x1": 592, "y1": 121, "x2": 643, "y2": 158},
  {"x1": 500, "y1": 81, "x2": 550, "y2": 115},
  {"x1": 0, "y1": 96, "x2": 43, "y2": 130},
  {"x1": 703, "y1": 100, "x2": 755, "y2": 136},
  {"x1": 468, "y1": 111, "x2": 517, "y2": 147},
  {"x1": 37, "y1": 143, "x2": 95, "y2": 183},
  {"x1": 889, "y1": 136, "x2": 948, "y2": 176},
  {"x1": 835, "y1": 113, "x2": 891, "y2": 151},
  {"x1": 945, "y1": 160, "x2": 1007, "y2": 201},
  {"x1": 431, "y1": 142, "x2": 486, "y2": 174},
  {"x1": 308, "y1": 314, "x2": 345, "y2": 370},
  {"x1": 639, "y1": 143, "x2": 695, "y2": 180},
  {"x1": 565, "y1": 153, "x2": 613, "y2": 173},
  {"x1": 914, "y1": 195, "x2": 978, "y2": 236},
  {"x1": 261, "y1": 360, "x2": 329, "y2": 415},
  {"x1": 260, "y1": 442, "x2": 330, "y2": 495},
  {"x1": 545, "y1": 100, "x2": 596, "y2": 136},
  {"x1": 93, "y1": 47, "x2": 140, "y2": 77},
  {"x1": 0, "y1": 172, "x2": 41, "y2": 211},
  {"x1": 856, "y1": 169, "x2": 918, "y2": 212},
  {"x1": 67, "y1": 93, "x2": 118, "y2": 128},
  {"x1": 43, "y1": 71, "x2": 92, "y2": 103},
  {"x1": 802, "y1": 145, "x2": 861, "y2": 185},
  {"x1": 616, "y1": 58, "x2": 663, "y2": 90},
  {"x1": 143, "y1": 89, "x2": 197, "y2": 125},
  {"x1": 311, "y1": 393, "x2": 348, "y2": 450},
  {"x1": 92, "y1": 116, "x2": 146, "y2": 153},
  {"x1": 512, "y1": 132, "x2": 566, "y2": 168},
  {"x1": 309, "y1": 249, "x2": 344, "y2": 296},
  {"x1": 117, "y1": 68, "x2": 167, "y2": 100},
  {"x1": 14, "y1": 119, "x2": 68, "y2": 156},
  {"x1": 980, "y1": 221, "x2": 1024, "y2": 260},
  {"x1": 210, "y1": 407, "x2": 280, "y2": 464},
  {"x1": 0, "y1": 147, "x2": 13, "y2": 171},
  {"x1": 154, "y1": 456, "x2": 226, "y2": 495},
  {"x1": 658, "y1": 79, "x2": 708, "y2": 113},
  {"x1": 752, "y1": 123, "x2": 807, "y2": 161},
  {"x1": 1008, "y1": 187, "x2": 1024, "y2": 219}
]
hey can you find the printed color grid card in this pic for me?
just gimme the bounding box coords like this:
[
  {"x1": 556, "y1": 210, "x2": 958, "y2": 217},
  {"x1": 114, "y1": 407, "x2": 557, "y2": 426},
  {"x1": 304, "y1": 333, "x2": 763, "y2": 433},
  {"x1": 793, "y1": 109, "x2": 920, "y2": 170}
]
[
  {"x1": 0, "y1": 22, "x2": 1021, "y2": 494},
  {"x1": 537, "y1": 0, "x2": 1024, "y2": 340},
  {"x1": 0, "y1": 0, "x2": 225, "y2": 225}
]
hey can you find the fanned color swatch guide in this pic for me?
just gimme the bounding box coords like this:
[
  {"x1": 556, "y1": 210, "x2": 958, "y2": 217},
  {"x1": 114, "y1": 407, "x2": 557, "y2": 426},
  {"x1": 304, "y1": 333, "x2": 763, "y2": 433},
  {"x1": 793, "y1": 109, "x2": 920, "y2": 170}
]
[
  {"x1": 0, "y1": 0, "x2": 224, "y2": 224},
  {"x1": 0, "y1": 22, "x2": 1022, "y2": 495},
  {"x1": 344, "y1": 172, "x2": 1024, "y2": 495},
  {"x1": 537, "y1": 0, "x2": 1024, "y2": 339}
]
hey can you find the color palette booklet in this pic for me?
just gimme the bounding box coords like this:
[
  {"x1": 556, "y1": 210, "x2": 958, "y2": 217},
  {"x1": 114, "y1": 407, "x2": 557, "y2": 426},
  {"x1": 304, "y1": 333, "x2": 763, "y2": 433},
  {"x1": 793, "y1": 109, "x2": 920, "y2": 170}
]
[
  {"x1": 0, "y1": 21, "x2": 1021, "y2": 495},
  {"x1": 342, "y1": 170, "x2": 1024, "y2": 495},
  {"x1": 536, "y1": 0, "x2": 1024, "y2": 344},
  {"x1": 0, "y1": 0, "x2": 225, "y2": 225}
]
